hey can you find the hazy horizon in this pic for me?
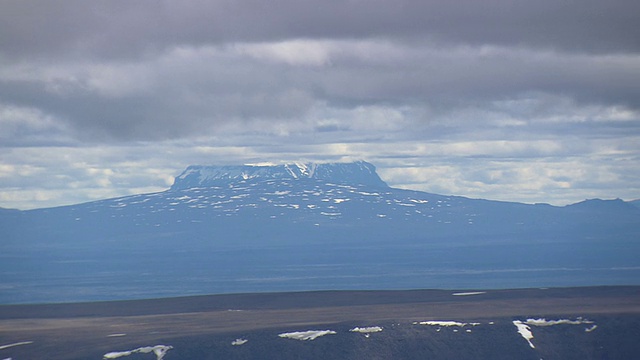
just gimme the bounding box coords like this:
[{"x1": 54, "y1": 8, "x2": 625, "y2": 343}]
[{"x1": 2, "y1": 160, "x2": 638, "y2": 211}]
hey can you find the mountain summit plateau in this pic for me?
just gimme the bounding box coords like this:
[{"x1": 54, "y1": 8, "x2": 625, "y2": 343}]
[{"x1": 171, "y1": 161, "x2": 388, "y2": 190}]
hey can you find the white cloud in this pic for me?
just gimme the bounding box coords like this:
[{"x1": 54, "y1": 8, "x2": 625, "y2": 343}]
[
  {"x1": 234, "y1": 39, "x2": 334, "y2": 66},
  {"x1": 0, "y1": 103, "x2": 71, "y2": 145}
]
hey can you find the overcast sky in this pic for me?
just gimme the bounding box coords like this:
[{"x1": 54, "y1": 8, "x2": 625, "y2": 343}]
[{"x1": 1, "y1": 0, "x2": 639, "y2": 210}]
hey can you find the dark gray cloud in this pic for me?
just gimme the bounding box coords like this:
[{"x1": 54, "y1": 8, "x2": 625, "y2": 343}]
[
  {"x1": 1, "y1": 0, "x2": 638, "y2": 142},
  {"x1": 2, "y1": 0, "x2": 639, "y2": 60},
  {"x1": 1, "y1": 40, "x2": 638, "y2": 142}
]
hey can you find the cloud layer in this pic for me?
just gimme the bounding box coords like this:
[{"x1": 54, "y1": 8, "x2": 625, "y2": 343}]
[{"x1": 1, "y1": 0, "x2": 639, "y2": 209}]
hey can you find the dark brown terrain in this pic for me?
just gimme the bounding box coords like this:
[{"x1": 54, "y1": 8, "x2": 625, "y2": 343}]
[{"x1": 1, "y1": 286, "x2": 639, "y2": 359}]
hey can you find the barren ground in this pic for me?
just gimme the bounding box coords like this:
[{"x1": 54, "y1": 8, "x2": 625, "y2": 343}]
[{"x1": 1, "y1": 286, "x2": 639, "y2": 359}]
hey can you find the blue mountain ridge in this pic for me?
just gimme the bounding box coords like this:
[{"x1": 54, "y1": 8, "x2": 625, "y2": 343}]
[{"x1": 0, "y1": 161, "x2": 638, "y2": 304}]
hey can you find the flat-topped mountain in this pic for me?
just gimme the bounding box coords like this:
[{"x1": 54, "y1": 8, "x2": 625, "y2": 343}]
[
  {"x1": 0, "y1": 161, "x2": 638, "y2": 304},
  {"x1": 171, "y1": 161, "x2": 388, "y2": 190}
]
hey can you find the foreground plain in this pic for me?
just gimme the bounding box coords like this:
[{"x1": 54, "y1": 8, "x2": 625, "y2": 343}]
[{"x1": 1, "y1": 286, "x2": 639, "y2": 359}]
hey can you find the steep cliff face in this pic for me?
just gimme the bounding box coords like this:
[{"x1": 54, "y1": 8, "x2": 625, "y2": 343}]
[{"x1": 170, "y1": 161, "x2": 388, "y2": 190}]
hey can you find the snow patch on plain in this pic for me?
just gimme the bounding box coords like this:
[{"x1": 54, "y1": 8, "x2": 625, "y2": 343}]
[
  {"x1": 0, "y1": 341, "x2": 33, "y2": 350},
  {"x1": 278, "y1": 330, "x2": 336, "y2": 341},
  {"x1": 231, "y1": 338, "x2": 248, "y2": 346},
  {"x1": 513, "y1": 321, "x2": 535, "y2": 348},
  {"x1": 350, "y1": 326, "x2": 383, "y2": 334},
  {"x1": 524, "y1": 318, "x2": 594, "y2": 326},
  {"x1": 415, "y1": 321, "x2": 480, "y2": 327},
  {"x1": 585, "y1": 325, "x2": 598, "y2": 332},
  {"x1": 452, "y1": 291, "x2": 486, "y2": 296},
  {"x1": 103, "y1": 345, "x2": 173, "y2": 360},
  {"x1": 513, "y1": 317, "x2": 596, "y2": 349}
]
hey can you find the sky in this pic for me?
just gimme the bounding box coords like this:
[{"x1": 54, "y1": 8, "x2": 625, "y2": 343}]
[{"x1": 1, "y1": 0, "x2": 639, "y2": 210}]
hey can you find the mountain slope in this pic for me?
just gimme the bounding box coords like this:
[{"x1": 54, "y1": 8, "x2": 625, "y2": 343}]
[{"x1": 0, "y1": 161, "x2": 638, "y2": 304}]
